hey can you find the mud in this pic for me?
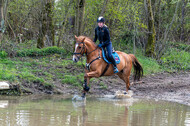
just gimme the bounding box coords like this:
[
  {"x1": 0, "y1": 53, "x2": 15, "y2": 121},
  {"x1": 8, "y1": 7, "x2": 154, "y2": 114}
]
[
  {"x1": 86, "y1": 72, "x2": 190, "y2": 106},
  {"x1": 18, "y1": 69, "x2": 190, "y2": 106}
]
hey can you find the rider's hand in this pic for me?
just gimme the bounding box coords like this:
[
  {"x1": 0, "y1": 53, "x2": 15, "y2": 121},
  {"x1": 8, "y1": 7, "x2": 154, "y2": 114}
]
[{"x1": 98, "y1": 44, "x2": 102, "y2": 47}]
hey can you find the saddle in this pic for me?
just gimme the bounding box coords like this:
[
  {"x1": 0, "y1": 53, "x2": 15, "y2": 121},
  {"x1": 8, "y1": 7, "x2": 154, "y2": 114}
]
[{"x1": 101, "y1": 48, "x2": 120, "y2": 64}]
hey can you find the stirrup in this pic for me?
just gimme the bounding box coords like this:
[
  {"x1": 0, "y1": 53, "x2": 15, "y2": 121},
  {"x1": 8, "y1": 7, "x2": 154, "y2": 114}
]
[{"x1": 114, "y1": 67, "x2": 119, "y2": 73}]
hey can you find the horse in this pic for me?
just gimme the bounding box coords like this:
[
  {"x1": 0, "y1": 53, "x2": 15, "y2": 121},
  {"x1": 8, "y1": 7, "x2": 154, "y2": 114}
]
[{"x1": 73, "y1": 35, "x2": 143, "y2": 98}]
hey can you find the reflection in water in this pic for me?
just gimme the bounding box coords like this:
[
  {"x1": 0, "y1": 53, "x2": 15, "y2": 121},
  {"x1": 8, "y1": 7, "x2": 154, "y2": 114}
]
[
  {"x1": 0, "y1": 100, "x2": 8, "y2": 108},
  {"x1": 0, "y1": 96, "x2": 189, "y2": 126}
]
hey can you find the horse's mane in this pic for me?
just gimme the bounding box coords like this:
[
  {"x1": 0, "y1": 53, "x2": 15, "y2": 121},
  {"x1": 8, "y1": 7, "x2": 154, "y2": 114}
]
[{"x1": 78, "y1": 35, "x2": 97, "y2": 47}]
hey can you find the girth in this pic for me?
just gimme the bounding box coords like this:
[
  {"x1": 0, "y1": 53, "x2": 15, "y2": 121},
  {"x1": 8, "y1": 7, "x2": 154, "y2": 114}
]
[{"x1": 100, "y1": 63, "x2": 110, "y2": 77}]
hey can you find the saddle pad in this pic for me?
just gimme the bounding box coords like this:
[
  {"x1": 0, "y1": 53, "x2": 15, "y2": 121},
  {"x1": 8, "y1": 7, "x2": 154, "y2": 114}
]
[{"x1": 102, "y1": 48, "x2": 120, "y2": 64}]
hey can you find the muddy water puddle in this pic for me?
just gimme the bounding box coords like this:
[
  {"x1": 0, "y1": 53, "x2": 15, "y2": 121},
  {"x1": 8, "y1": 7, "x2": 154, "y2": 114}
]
[{"x1": 0, "y1": 95, "x2": 189, "y2": 126}]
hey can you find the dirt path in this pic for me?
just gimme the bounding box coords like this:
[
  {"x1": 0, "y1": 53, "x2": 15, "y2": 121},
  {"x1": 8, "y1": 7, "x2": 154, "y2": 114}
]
[{"x1": 88, "y1": 72, "x2": 190, "y2": 106}]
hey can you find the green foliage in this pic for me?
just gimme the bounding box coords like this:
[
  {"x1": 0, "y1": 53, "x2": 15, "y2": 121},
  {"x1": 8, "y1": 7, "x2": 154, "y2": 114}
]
[
  {"x1": 170, "y1": 42, "x2": 190, "y2": 52},
  {"x1": 0, "y1": 51, "x2": 8, "y2": 59},
  {"x1": 61, "y1": 75, "x2": 80, "y2": 87},
  {"x1": 0, "y1": 63, "x2": 16, "y2": 82},
  {"x1": 99, "y1": 82, "x2": 107, "y2": 89},
  {"x1": 43, "y1": 82, "x2": 54, "y2": 88},
  {"x1": 0, "y1": 70, "x2": 16, "y2": 82},
  {"x1": 137, "y1": 55, "x2": 162, "y2": 75},
  {"x1": 161, "y1": 48, "x2": 190, "y2": 70},
  {"x1": 17, "y1": 46, "x2": 67, "y2": 57}
]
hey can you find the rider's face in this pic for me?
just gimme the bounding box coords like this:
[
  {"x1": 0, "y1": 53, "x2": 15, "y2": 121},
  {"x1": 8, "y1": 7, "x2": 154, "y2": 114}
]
[{"x1": 98, "y1": 22, "x2": 104, "y2": 28}]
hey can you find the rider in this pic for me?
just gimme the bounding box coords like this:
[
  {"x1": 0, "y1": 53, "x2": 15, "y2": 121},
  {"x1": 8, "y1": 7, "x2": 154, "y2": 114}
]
[{"x1": 93, "y1": 16, "x2": 119, "y2": 73}]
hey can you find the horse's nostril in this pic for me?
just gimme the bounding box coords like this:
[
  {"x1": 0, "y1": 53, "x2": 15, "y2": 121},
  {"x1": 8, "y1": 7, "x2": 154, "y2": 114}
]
[{"x1": 74, "y1": 58, "x2": 78, "y2": 62}]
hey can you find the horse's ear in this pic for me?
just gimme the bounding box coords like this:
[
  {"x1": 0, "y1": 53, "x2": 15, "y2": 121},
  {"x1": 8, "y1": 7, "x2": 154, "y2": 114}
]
[
  {"x1": 74, "y1": 35, "x2": 78, "y2": 39},
  {"x1": 82, "y1": 37, "x2": 85, "y2": 42}
]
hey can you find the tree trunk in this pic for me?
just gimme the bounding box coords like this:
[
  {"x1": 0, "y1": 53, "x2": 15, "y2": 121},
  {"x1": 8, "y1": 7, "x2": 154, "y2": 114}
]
[
  {"x1": 180, "y1": 0, "x2": 187, "y2": 42},
  {"x1": 145, "y1": 0, "x2": 156, "y2": 57},
  {"x1": 37, "y1": 15, "x2": 46, "y2": 48},
  {"x1": 57, "y1": 0, "x2": 73, "y2": 47},
  {"x1": 73, "y1": 0, "x2": 85, "y2": 51},
  {"x1": 46, "y1": 0, "x2": 55, "y2": 46},
  {"x1": 75, "y1": 0, "x2": 85, "y2": 36},
  {"x1": 0, "y1": 0, "x2": 3, "y2": 42},
  {"x1": 37, "y1": 0, "x2": 46, "y2": 49}
]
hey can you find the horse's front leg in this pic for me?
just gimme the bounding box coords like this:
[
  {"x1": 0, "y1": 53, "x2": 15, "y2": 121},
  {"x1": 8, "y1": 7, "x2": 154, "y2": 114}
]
[{"x1": 81, "y1": 70, "x2": 100, "y2": 98}]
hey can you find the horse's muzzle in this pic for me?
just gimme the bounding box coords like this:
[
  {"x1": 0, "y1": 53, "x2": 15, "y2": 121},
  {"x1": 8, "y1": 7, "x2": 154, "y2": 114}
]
[{"x1": 72, "y1": 55, "x2": 79, "y2": 62}]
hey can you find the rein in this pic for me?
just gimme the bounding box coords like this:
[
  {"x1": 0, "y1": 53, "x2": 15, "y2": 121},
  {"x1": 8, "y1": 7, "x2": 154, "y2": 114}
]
[{"x1": 73, "y1": 40, "x2": 110, "y2": 77}]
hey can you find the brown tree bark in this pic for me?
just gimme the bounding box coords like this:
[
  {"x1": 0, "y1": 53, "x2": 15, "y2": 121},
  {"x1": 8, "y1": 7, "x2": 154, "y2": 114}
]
[
  {"x1": 37, "y1": 14, "x2": 46, "y2": 48},
  {"x1": 145, "y1": 0, "x2": 156, "y2": 57},
  {"x1": 37, "y1": 0, "x2": 55, "y2": 48},
  {"x1": 0, "y1": 0, "x2": 4, "y2": 42},
  {"x1": 37, "y1": 0, "x2": 46, "y2": 49},
  {"x1": 75, "y1": 0, "x2": 85, "y2": 36},
  {"x1": 46, "y1": 0, "x2": 55, "y2": 46}
]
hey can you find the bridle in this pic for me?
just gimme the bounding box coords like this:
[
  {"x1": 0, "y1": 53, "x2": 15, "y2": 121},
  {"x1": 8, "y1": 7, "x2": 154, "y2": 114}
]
[
  {"x1": 73, "y1": 42, "x2": 86, "y2": 56},
  {"x1": 73, "y1": 40, "x2": 101, "y2": 71},
  {"x1": 73, "y1": 41, "x2": 99, "y2": 56},
  {"x1": 73, "y1": 39, "x2": 109, "y2": 77}
]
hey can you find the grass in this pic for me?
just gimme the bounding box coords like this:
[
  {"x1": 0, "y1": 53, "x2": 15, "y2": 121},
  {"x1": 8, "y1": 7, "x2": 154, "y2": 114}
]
[
  {"x1": 61, "y1": 75, "x2": 81, "y2": 87},
  {"x1": 161, "y1": 48, "x2": 190, "y2": 70},
  {"x1": 169, "y1": 41, "x2": 190, "y2": 52},
  {"x1": 137, "y1": 55, "x2": 162, "y2": 75},
  {"x1": 0, "y1": 46, "x2": 85, "y2": 91},
  {"x1": 99, "y1": 82, "x2": 108, "y2": 89},
  {"x1": 0, "y1": 42, "x2": 189, "y2": 94},
  {"x1": 16, "y1": 46, "x2": 67, "y2": 57}
]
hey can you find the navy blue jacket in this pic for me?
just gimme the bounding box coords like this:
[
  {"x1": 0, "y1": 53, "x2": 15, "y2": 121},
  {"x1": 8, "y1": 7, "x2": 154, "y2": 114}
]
[{"x1": 93, "y1": 26, "x2": 111, "y2": 47}]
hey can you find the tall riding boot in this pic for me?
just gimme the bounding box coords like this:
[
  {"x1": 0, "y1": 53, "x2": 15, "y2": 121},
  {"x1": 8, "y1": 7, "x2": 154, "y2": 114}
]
[{"x1": 110, "y1": 56, "x2": 119, "y2": 73}]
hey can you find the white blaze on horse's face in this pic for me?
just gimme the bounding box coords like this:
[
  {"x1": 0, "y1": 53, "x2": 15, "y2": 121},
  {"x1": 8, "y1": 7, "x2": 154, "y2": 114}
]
[{"x1": 73, "y1": 43, "x2": 79, "y2": 62}]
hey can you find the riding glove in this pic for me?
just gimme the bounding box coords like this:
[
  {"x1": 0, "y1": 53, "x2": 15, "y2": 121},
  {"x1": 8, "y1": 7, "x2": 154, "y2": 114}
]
[{"x1": 98, "y1": 44, "x2": 103, "y2": 47}]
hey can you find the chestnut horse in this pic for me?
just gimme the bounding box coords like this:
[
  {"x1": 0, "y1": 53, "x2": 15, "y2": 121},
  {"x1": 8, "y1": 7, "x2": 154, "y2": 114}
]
[{"x1": 73, "y1": 35, "x2": 143, "y2": 98}]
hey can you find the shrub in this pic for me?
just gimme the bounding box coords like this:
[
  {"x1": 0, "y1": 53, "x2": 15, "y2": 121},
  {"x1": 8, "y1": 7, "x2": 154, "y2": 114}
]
[
  {"x1": 137, "y1": 55, "x2": 162, "y2": 75},
  {"x1": 0, "y1": 51, "x2": 8, "y2": 59},
  {"x1": 16, "y1": 46, "x2": 67, "y2": 57},
  {"x1": 161, "y1": 48, "x2": 190, "y2": 70}
]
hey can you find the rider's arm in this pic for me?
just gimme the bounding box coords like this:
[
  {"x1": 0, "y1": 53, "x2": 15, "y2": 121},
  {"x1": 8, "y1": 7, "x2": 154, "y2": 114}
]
[
  {"x1": 101, "y1": 28, "x2": 110, "y2": 47},
  {"x1": 93, "y1": 28, "x2": 97, "y2": 42}
]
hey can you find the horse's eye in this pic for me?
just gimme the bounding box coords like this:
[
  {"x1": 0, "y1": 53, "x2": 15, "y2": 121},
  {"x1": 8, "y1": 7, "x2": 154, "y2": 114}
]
[{"x1": 78, "y1": 47, "x2": 81, "y2": 49}]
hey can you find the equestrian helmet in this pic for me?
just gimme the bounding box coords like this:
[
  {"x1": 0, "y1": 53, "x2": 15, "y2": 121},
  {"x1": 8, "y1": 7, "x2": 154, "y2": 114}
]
[{"x1": 97, "y1": 16, "x2": 105, "y2": 23}]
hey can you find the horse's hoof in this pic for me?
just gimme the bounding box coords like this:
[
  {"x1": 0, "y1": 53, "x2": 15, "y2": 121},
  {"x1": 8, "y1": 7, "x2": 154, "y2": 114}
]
[
  {"x1": 114, "y1": 90, "x2": 132, "y2": 99},
  {"x1": 81, "y1": 95, "x2": 85, "y2": 99},
  {"x1": 72, "y1": 95, "x2": 85, "y2": 101},
  {"x1": 123, "y1": 92, "x2": 127, "y2": 95},
  {"x1": 81, "y1": 92, "x2": 86, "y2": 98}
]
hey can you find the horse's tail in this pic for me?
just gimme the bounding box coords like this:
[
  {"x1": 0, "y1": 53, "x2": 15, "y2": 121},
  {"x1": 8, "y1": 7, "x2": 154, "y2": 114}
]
[{"x1": 129, "y1": 54, "x2": 143, "y2": 81}]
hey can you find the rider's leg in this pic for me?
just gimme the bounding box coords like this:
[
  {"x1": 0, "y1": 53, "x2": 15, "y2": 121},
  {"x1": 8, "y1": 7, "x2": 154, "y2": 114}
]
[{"x1": 106, "y1": 43, "x2": 119, "y2": 73}]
